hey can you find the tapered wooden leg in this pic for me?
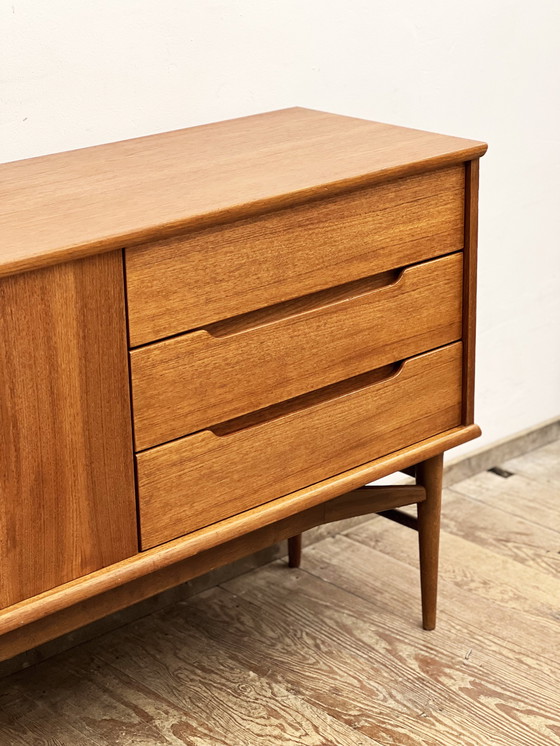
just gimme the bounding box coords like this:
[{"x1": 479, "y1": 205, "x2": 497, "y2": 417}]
[
  {"x1": 288, "y1": 534, "x2": 302, "y2": 568},
  {"x1": 416, "y1": 452, "x2": 444, "y2": 630}
]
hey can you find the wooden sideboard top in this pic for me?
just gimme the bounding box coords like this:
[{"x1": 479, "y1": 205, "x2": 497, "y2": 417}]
[{"x1": 0, "y1": 107, "x2": 487, "y2": 278}]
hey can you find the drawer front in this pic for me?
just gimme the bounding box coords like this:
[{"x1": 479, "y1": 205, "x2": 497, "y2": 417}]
[
  {"x1": 137, "y1": 342, "x2": 462, "y2": 549},
  {"x1": 131, "y1": 253, "x2": 463, "y2": 450},
  {"x1": 125, "y1": 166, "x2": 465, "y2": 346}
]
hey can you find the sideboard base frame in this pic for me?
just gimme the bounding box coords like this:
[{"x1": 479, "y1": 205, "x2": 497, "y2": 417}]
[{"x1": 0, "y1": 424, "x2": 478, "y2": 662}]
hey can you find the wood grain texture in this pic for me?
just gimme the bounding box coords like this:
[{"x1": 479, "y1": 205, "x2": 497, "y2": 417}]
[
  {"x1": 301, "y1": 537, "x2": 560, "y2": 745},
  {"x1": 137, "y1": 343, "x2": 463, "y2": 548},
  {"x1": 7, "y1": 639, "x2": 374, "y2": 746},
  {"x1": 441, "y1": 490, "x2": 560, "y2": 575},
  {"x1": 126, "y1": 165, "x2": 465, "y2": 345},
  {"x1": 0, "y1": 688, "x2": 97, "y2": 746},
  {"x1": 0, "y1": 426, "x2": 479, "y2": 656},
  {"x1": 53, "y1": 617, "x2": 385, "y2": 746},
  {"x1": 131, "y1": 252, "x2": 463, "y2": 449},
  {"x1": 0, "y1": 252, "x2": 137, "y2": 609},
  {"x1": 309, "y1": 531, "x2": 560, "y2": 683},
  {"x1": 178, "y1": 587, "x2": 489, "y2": 746},
  {"x1": 184, "y1": 577, "x2": 560, "y2": 746},
  {"x1": 7, "y1": 656, "x2": 187, "y2": 746},
  {"x1": 452, "y1": 469, "x2": 560, "y2": 533},
  {"x1": 0, "y1": 107, "x2": 486, "y2": 280},
  {"x1": 349, "y1": 508, "x2": 560, "y2": 621},
  {"x1": 462, "y1": 158, "x2": 480, "y2": 423}
]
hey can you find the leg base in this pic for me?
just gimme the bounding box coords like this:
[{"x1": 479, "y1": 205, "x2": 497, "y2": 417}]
[
  {"x1": 416, "y1": 453, "x2": 444, "y2": 630},
  {"x1": 288, "y1": 534, "x2": 302, "y2": 568}
]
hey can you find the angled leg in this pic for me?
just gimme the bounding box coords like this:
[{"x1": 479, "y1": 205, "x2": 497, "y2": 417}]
[
  {"x1": 416, "y1": 452, "x2": 444, "y2": 630},
  {"x1": 288, "y1": 534, "x2": 302, "y2": 568}
]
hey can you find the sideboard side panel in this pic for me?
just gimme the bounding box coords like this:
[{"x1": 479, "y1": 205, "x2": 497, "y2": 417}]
[
  {"x1": 462, "y1": 159, "x2": 480, "y2": 424},
  {"x1": 0, "y1": 251, "x2": 138, "y2": 609}
]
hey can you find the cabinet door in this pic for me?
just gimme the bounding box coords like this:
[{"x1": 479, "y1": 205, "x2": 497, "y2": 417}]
[{"x1": 0, "y1": 251, "x2": 137, "y2": 609}]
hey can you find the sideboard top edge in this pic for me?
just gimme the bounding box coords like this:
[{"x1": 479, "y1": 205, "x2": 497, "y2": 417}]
[{"x1": 0, "y1": 107, "x2": 487, "y2": 279}]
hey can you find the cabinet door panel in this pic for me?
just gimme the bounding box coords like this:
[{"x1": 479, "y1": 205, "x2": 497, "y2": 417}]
[{"x1": 0, "y1": 251, "x2": 137, "y2": 609}]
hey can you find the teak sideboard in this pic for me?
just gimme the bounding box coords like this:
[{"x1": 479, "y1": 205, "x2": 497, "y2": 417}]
[{"x1": 0, "y1": 108, "x2": 487, "y2": 662}]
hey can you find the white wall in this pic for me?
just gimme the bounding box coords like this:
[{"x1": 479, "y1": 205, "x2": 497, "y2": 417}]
[{"x1": 2, "y1": 0, "x2": 559, "y2": 457}]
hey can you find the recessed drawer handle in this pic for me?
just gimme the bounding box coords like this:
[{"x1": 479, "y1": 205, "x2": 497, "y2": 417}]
[
  {"x1": 203, "y1": 266, "x2": 406, "y2": 339},
  {"x1": 130, "y1": 252, "x2": 462, "y2": 449},
  {"x1": 135, "y1": 343, "x2": 463, "y2": 547},
  {"x1": 209, "y1": 358, "x2": 406, "y2": 438}
]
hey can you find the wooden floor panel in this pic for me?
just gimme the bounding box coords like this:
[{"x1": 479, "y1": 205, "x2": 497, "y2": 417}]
[
  {"x1": 449, "y1": 470, "x2": 560, "y2": 533},
  {"x1": 217, "y1": 566, "x2": 560, "y2": 745},
  {"x1": 11, "y1": 633, "x2": 374, "y2": 746},
  {"x1": 503, "y1": 439, "x2": 560, "y2": 488},
  {"x1": 439, "y1": 490, "x2": 560, "y2": 573},
  {"x1": 304, "y1": 533, "x2": 560, "y2": 684},
  {"x1": 348, "y1": 504, "x2": 560, "y2": 622},
  {"x1": 0, "y1": 440, "x2": 559, "y2": 745}
]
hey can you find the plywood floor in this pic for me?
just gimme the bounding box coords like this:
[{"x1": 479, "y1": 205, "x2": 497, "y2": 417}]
[{"x1": 1, "y1": 440, "x2": 559, "y2": 745}]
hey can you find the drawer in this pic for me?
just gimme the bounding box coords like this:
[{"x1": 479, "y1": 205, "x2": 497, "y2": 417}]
[
  {"x1": 125, "y1": 165, "x2": 465, "y2": 346},
  {"x1": 131, "y1": 253, "x2": 463, "y2": 450},
  {"x1": 137, "y1": 342, "x2": 462, "y2": 549}
]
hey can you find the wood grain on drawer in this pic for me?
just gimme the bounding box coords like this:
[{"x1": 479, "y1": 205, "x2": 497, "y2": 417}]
[
  {"x1": 131, "y1": 253, "x2": 463, "y2": 450},
  {"x1": 136, "y1": 342, "x2": 462, "y2": 549},
  {"x1": 125, "y1": 166, "x2": 465, "y2": 346}
]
